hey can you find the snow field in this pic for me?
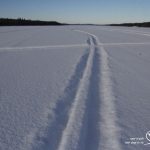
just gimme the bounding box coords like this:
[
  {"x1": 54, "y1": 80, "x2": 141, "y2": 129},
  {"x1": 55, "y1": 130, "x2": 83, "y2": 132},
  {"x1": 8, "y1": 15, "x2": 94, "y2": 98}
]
[{"x1": 0, "y1": 26, "x2": 150, "y2": 150}]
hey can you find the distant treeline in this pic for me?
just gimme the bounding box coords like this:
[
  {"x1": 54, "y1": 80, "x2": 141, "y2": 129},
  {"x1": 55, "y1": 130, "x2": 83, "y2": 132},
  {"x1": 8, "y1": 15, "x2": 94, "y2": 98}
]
[
  {"x1": 110, "y1": 22, "x2": 150, "y2": 27},
  {"x1": 0, "y1": 18, "x2": 64, "y2": 26}
]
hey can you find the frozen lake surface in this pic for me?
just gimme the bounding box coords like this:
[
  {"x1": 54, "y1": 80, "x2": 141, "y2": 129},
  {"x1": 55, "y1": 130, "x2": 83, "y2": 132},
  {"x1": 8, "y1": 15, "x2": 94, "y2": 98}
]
[{"x1": 0, "y1": 25, "x2": 150, "y2": 150}]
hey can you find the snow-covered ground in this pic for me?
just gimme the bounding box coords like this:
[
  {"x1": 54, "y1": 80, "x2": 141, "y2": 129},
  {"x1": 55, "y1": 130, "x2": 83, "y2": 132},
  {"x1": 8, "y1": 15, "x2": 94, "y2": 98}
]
[{"x1": 0, "y1": 25, "x2": 150, "y2": 150}]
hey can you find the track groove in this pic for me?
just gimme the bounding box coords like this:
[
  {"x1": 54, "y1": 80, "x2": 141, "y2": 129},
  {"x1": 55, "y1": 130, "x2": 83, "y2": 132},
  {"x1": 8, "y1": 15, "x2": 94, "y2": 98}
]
[{"x1": 78, "y1": 41, "x2": 101, "y2": 150}]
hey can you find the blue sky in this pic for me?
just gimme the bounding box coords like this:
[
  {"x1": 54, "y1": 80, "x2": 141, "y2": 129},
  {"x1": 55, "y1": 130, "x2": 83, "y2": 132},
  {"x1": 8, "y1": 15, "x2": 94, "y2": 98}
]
[{"x1": 0, "y1": 0, "x2": 150, "y2": 24}]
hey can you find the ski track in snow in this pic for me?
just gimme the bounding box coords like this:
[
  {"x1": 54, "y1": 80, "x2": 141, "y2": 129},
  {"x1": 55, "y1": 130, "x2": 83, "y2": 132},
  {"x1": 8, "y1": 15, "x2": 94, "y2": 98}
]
[
  {"x1": 29, "y1": 29, "x2": 122, "y2": 150},
  {"x1": 74, "y1": 30, "x2": 122, "y2": 150}
]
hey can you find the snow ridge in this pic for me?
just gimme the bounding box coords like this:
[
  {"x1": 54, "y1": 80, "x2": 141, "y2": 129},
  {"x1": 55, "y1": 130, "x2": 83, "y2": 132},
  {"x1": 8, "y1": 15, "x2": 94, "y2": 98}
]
[
  {"x1": 58, "y1": 36, "x2": 95, "y2": 150},
  {"x1": 1, "y1": 42, "x2": 150, "y2": 53},
  {"x1": 0, "y1": 44, "x2": 87, "y2": 52},
  {"x1": 99, "y1": 44, "x2": 122, "y2": 150}
]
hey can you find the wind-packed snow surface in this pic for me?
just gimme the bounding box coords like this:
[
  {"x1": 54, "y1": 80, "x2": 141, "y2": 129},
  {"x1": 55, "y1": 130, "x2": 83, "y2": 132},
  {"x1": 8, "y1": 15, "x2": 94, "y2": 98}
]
[{"x1": 0, "y1": 26, "x2": 150, "y2": 150}]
